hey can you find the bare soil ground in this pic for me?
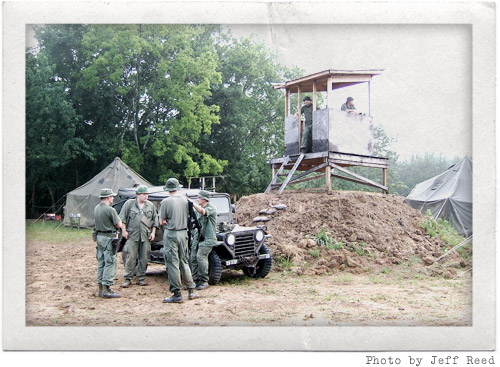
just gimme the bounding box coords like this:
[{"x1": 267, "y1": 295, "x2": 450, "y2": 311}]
[
  {"x1": 26, "y1": 191, "x2": 472, "y2": 326},
  {"x1": 26, "y1": 238, "x2": 471, "y2": 326}
]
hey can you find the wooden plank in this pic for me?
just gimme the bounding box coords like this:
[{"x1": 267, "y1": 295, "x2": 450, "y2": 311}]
[
  {"x1": 312, "y1": 81, "x2": 317, "y2": 111},
  {"x1": 297, "y1": 86, "x2": 302, "y2": 154},
  {"x1": 331, "y1": 75, "x2": 372, "y2": 83},
  {"x1": 288, "y1": 174, "x2": 324, "y2": 186},
  {"x1": 270, "y1": 151, "x2": 388, "y2": 168},
  {"x1": 285, "y1": 88, "x2": 290, "y2": 117},
  {"x1": 265, "y1": 156, "x2": 290, "y2": 193},
  {"x1": 331, "y1": 173, "x2": 380, "y2": 187},
  {"x1": 278, "y1": 153, "x2": 304, "y2": 194},
  {"x1": 330, "y1": 163, "x2": 388, "y2": 192},
  {"x1": 289, "y1": 162, "x2": 329, "y2": 182},
  {"x1": 325, "y1": 164, "x2": 332, "y2": 193},
  {"x1": 368, "y1": 80, "x2": 371, "y2": 116},
  {"x1": 327, "y1": 76, "x2": 334, "y2": 109}
]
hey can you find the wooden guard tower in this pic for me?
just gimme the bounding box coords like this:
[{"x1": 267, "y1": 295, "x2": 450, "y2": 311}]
[{"x1": 266, "y1": 69, "x2": 389, "y2": 194}]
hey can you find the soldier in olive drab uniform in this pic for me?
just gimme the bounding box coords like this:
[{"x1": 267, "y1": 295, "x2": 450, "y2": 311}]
[
  {"x1": 295, "y1": 96, "x2": 313, "y2": 153},
  {"x1": 159, "y1": 178, "x2": 199, "y2": 303},
  {"x1": 119, "y1": 185, "x2": 158, "y2": 288},
  {"x1": 341, "y1": 97, "x2": 359, "y2": 114},
  {"x1": 93, "y1": 188, "x2": 123, "y2": 299},
  {"x1": 190, "y1": 190, "x2": 217, "y2": 290}
]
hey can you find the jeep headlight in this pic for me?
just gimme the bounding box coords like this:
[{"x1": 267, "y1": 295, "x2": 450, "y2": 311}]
[
  {"x1": 254, "y1": 229, "x2": 265, "y2": 242},
  {"x1": 226, "y1": 233, "x2": 236, "y2": 246}
]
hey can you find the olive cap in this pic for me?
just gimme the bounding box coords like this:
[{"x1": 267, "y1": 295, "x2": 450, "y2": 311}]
[
  {"x1": 164, "y1": 178, "x2": 183, "y2": 192},
  {"x1": 197, "y1": 190, "x2": 210, "y2": 201},
  {"x1": 136, "y1": 185, "x2": 149, "y2": 194},
  {"x1": 347, "y1": 97, "x2": 354, "y2": 102},
  {"x1": 99, "y1": 188, "x2": 117, "y2": 198},
  {"x1": 303, "y1": 96, "x2": 311, "y2": 101}
]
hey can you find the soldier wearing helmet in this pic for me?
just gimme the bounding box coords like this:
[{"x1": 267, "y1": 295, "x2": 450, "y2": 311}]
[{"x1": 119, "y1": 185, "x2": 158, "y2": 288}]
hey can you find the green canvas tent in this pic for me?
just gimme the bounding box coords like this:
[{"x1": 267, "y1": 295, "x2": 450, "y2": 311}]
[
  {"x1": 63, "y1": 157, "x2": 151, "y2": 228},
  {"x1": 405, "y1": 157, "x2": 472, "y2": 236}
]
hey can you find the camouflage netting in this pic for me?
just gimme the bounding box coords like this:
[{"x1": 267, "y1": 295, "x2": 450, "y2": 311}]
[{"x1": 235, "y1": 191, "x2": 471, "y2": 278}]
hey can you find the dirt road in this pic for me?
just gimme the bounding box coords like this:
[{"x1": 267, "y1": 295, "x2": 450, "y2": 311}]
[{"x1": 26, "y1": 237, "x2": 471, "y2": 326}]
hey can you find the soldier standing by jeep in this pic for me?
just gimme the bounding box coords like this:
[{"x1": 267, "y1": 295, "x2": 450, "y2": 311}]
[
  {"x1": 190, "y1": 190, "x2": 218, "y2": 290},
  {"x1": 159, "y1": 178, "x2": 199, "y2": 303},
  {"x1": 119, "y1": 185, "x2": 158, "y2": 288},
  {"x1": 94, "y1": 188, "x2": 123, "y2": 299}
]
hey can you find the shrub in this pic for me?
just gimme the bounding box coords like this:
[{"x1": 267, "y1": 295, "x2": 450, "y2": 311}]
[{"x1": 421, "y1": 210, "x2": 464, "y2": 247}]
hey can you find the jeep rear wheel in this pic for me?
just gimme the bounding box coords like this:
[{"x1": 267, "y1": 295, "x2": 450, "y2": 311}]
[
  {"x1": 208, "y1": 251, "x2": 222, "y2": 285},
  {"x1": 243, "y1": 244, "x2": 272, "y2": 278}
]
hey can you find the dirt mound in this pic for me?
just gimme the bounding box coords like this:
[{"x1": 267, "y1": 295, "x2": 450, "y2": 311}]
[{"x1": 235, "y1": 191, "x2": 469, "y2": 277}]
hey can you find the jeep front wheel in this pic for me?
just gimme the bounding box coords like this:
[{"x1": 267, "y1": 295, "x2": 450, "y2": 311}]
[
  {"x1": 208, "y1": 250, "x2": 222, "y2": 285},
  {"x1": 243, "y1": 244, "x2": 272, "y2": 278}
]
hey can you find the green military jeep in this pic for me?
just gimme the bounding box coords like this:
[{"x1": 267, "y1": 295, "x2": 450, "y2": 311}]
[{"x1": 115, "y1": 186, "x2": 273, "y2": 284}]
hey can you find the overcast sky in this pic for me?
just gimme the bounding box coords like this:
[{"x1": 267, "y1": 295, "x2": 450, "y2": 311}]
[{"x1": 228, "y1": 24, "x2": 472, "y2": 162}]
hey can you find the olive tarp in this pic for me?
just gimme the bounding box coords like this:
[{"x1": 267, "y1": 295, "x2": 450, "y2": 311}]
[
  {"x1": 63, "y1": 157, "x2": 152, "y2": 228},
  {"x1": 405, "y1": 157, "x2": 472, "y2": 236}
]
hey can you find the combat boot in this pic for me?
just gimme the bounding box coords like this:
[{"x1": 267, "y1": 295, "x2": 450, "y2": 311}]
[
  {"x1": 188, "y1": 289, "x2": 200, "y2": 300},
  {"x1": 196, "y1": 282, "x2": 209, "y2": 290},
  {"x1": 98, "y1": 284, "x2": 104, "y2": 297},
  {"x1": 121, "y1": 280, "x2": 131, "y2": 288},
  {"x1": 137, "y1": 280, "x2": 148, "y2": 286},
  {"x1": 163, "y1": 293, "x2": 183, "y2": 303},
  {"x1": 102, "y1": 285, "x2": 121, "y2": 298}
]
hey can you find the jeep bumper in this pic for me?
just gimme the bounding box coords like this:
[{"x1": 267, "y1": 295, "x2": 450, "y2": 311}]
[{"x1": 225, "y1": 253, "x2": 271, "y2": 266}]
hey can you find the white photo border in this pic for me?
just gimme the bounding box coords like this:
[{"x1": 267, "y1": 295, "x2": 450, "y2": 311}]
[{"x1": 3, "y1": 0, "x2": 495, "y2": 351}]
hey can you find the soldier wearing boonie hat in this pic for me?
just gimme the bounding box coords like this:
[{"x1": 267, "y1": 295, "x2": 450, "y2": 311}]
[
  {"x1": 190, "y1": 190, "x2": 218, "y2": 290},
  {"x1": 93, "y1": 188, "x2": 123, "y2": 298},
  {"x1": 119, "y1": 185, "x2": 159, "y2": 288},
  {"x1": 159, "y1": 178, "x2": 199, "y2": 303},
  {"x1": 295, "y1": 95, "x2": 314, "y2": 153},
  {"x1": 341, "y1": 96, "x2": 358, "y2": 114}
]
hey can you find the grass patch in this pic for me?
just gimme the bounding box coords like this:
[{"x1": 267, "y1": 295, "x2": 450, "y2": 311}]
[
  {"x1": 457, "y1": 242, "x2": 472, "y2": 260},
  {"x1": 371, "y1": 293, "x2": 387, "y2": 302},
  {"x1": 332, "y1": 273, "x2": 353, "y2": 284},
  {"x1": 220, "y1": 276, "x2": 253, "y2": 286},
  {"x1": 274, "y1": 254, "x2": 295, "y2": 270},
  {"x1": 315, "y1": 228, "x2": 344, "y2": 250},
  {"x1": 347, "y1": 242, "x2": 370, "y2": 256},
  {"x1": 422, "y1": 210, "x2": 465, "y2": 247},
  {"x1": 309, "y1": 248, "x2": 321, "y2": 258},
  {"x1": 26, "y1": 220, "x2": 93, "y2": 243}
]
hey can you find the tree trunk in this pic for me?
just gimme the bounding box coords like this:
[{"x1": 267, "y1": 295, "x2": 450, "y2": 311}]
[
  {"x1": 30, "y1": 176, "x2": 38, "y2": 219},
  {"x1": 47, "y1": 184, "x2": 56, "y2": 213}
]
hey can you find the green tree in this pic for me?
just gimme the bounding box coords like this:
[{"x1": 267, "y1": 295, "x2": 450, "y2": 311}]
[
  {"x1": 74, "y1": 25, "x2": 226, "y2": 182},
  {"x1": 26, "y1": 51, "x2": 93, "y2": 217},
  {"x1": 201, "y1": 33, "x2": 302, "y2": 197}
]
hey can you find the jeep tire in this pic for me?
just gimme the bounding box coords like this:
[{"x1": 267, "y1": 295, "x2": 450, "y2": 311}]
[{"x1": 243, "y1": 244, "x2": 272, "y2": 278}]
